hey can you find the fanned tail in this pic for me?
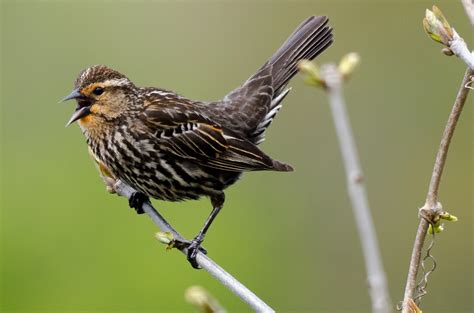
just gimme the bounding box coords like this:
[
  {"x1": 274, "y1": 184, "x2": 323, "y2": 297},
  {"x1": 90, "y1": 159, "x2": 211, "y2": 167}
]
[
  {"x1": 266, "y1": 16, "x2": 333, "y2": 95},
  {"x1": 250, "y1": 16, "x2": 333, "y2": 144},
  {"x1": 213, "y1": 16, "x2": 333, "y2": 147}
]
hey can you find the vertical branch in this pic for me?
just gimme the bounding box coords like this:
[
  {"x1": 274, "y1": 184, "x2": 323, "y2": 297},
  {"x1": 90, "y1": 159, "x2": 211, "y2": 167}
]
[
  {"x1": 425, "y1": 68, "x2": 473, "y2": 208},
  {"x1": 320, "y1": 64, "x2": 392, "y2": 313},
  {"x1": 401, "y1": 67, "x2": 473, "y2": 313},
  {"x1": 400, "y1": 6, "x2": 474, "y2": 312},
  {"x1": 114, "y1": 181, "x2": 275, "y2": 313}
]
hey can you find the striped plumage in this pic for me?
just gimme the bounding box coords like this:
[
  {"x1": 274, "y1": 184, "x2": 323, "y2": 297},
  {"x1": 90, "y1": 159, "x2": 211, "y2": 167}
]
[{"x1": 64, "y1": 16, "x2": 333, "y2": 268}]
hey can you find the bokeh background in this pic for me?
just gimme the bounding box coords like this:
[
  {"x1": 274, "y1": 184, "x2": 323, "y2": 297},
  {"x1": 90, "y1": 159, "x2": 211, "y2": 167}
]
[{"x1": 1, "y1": 1, "x2": 472, "y2": 312}]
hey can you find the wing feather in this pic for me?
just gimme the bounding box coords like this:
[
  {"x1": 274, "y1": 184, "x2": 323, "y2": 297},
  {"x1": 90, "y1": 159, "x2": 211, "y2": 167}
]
[{"x1": 141, "y1": 94, "x2": 282, "y2": 172}]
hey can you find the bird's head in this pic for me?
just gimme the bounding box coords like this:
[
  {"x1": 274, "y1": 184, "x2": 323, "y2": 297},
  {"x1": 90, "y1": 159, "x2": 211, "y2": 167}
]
[{"x1": 62, "y1": 65, "x2": 138, "y2": 127}]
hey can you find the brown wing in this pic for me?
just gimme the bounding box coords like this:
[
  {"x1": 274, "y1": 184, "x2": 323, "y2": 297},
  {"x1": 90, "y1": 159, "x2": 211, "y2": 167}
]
[{"x1": 142, "y1": 92, "x2": 291, "y2": 172}]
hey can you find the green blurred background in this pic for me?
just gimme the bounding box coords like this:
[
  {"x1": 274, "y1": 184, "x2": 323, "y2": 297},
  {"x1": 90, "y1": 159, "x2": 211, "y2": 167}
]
[{"x1": 1, "y1": 1, "x2": 472, "y2": 312}]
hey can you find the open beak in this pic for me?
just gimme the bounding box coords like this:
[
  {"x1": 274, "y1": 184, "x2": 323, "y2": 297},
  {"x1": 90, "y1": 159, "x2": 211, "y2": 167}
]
[
  {"x1": 62, "y1": 88, "x2": 92, "y2": 127},
  {"x1": 61, "y1": 88, "x2": 82, "y2": 102}
]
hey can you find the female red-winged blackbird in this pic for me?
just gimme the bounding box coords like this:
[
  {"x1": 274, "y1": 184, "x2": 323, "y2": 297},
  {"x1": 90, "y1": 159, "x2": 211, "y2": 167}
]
[{"x1": 63, "y1": 16, "x2": 333, "y2": 268}]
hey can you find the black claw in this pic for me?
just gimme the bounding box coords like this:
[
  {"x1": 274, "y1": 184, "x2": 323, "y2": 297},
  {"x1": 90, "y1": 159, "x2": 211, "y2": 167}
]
[
  {"x1": 128, "y1": 192, "x2": 149, "y2": 214},
  {"x1": 187, "y1": 239, "x2": 204, "y2": 269},
  {"x1": 174, "y1": 239, "x2": 208, "y2": 255},
  {"x1": 173, "y1": 236, "x2": 207, "y2": 269}
]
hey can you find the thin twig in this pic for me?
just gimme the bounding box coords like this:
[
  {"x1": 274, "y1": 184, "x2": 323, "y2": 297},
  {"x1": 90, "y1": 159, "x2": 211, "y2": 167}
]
[
  {"x1": 320, "y1": 64, "x2": 392, "y2": 313},
  {"x1": 461, "y1": 0, "x2": 474, "y2": 26},
  {"x1": 423, "y1": 5, "x2": 474, "y2": 69},
  {"x1": 449, "y1": 30, "x2": 474, "y2": 69},
  {"x1": 114, "y1": 180, "x2": 275, "y2": 313},
  {"x1": 425, "y1": 68, "x2": 473, "y2": 207},
  {"x1": 401, "y1": 67, "x2": 473, "y2": 313}
]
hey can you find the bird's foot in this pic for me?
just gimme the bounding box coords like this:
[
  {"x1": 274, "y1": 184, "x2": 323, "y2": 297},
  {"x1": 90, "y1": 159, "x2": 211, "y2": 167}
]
[
  {"x1": 174, "y1": 236, "x2": 207, "y2": 269},
  {"x1": 186, "y1": 237, "x2": 205, "y2": 269},
  {"x1": 128, "y1": 192, "x2": 150, "y2": 214}
]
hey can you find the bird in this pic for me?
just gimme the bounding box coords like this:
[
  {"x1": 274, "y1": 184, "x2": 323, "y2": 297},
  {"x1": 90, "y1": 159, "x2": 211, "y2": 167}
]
[{"x1": 62, "y1": 16, "x2": 333, "y2": 268}]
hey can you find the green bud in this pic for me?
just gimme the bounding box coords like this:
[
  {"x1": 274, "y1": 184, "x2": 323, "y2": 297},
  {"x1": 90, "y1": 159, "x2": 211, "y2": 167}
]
[
  {"x1": 297, "y1": 60, "x2": 324, "y2": 87},
  {"x1": 339, "y1": 52, "x2": 360, "y2": 78},
  {"x1": 440, "y1": 212, "x2": 458, "y2": 222},
  {"x1": 432, "y1": 5, "x2": 453, "y2": 37},
  {"x1": 423, "y1": 6, "x2": 454, "y2": 46},
  {"x1": 428, "y1": 223, "x2": 444, "y2": 234},
  {"x1": 155, "y1": 231, "x2": 174, "y2": 245}
]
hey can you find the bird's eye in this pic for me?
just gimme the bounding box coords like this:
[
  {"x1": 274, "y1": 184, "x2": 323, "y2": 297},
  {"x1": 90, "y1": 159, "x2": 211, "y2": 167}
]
[{"x1": 93, "y1": 87, "x2": 104, "y2": 95}]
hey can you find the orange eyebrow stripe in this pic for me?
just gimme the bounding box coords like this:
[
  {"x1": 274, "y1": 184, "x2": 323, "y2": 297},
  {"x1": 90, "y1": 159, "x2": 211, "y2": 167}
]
[{"x1": 81, "y1": 83, "x2": 102, "y2": 95}]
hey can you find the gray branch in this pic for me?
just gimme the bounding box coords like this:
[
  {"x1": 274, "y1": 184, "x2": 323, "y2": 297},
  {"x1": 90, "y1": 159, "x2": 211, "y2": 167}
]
[
  {"x1": 461, "y1": 0, "x2": 474, "y2": 26},
  {"x1": 450, "y1": 30, "x2": 474, "y2": 70},
  {"x1": 401, "y1": 67, "x2": 473, "y2": 313},
  {"x1": 321, "y1": 64, "x2": 392, "y2": 313},
  {"x1": 113, "y1": 180, "x2": 275, "y2": 313}
]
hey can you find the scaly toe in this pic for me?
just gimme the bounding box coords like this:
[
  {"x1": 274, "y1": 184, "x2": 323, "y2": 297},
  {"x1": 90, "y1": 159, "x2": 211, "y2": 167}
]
[
  {"x1": 186, "y1": 239, "x2": 205, "y2": 269},
  {"x1": 187, "y1": 247, "x2": 200, "y2": 269},
  {"x1": 173, "y1": 239, "x2": 207, "y2": 255}
]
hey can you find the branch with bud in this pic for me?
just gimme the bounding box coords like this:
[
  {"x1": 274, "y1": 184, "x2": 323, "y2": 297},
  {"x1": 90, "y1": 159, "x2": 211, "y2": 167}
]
[
  {"x1": 423, "y1": 5, "x2": 474, "y2": 69},
  {"x1": 401, "y1": 67, "x2": 472, "y2": 313},
  {"x1": 113, "y1": 180, "x2": 275, "y2": 313},
  {"x1": 298, "y1": 52, "x2": 360, "y2": 87},
  {"x1": 298, "y1": 54, "x2": 392, "y2": 313},
  {"x1": 400, "y1": 6, "x2": 473, "y2": 312}
]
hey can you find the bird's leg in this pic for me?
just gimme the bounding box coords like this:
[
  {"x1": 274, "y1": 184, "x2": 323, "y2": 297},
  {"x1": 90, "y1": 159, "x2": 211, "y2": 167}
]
[
  {"x1": 128, "y1": 191, "x2": 150, "y2": 215},
  {"x1": 186, "y1": 192, "x2": 225, "y2": 269}
]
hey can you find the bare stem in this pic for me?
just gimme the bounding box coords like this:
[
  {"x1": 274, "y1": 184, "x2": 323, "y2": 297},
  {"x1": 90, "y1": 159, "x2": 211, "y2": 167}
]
[
  {"x1": 450, "y1": 30, "x2": 474, "y2": 70},
  {"x1": 461, "y1": 0, "x2": 474, "y2": 26},
  {"x1": 426, "y1": 68, "x2": 473, "y2": 207},
  {"x1": 114, "y1": 180, "x2": 275, "y2": 313},
  {"x1": 321, "y1": 64, "x2": 392, "y2": 313},
  {"x1": 401, "y1": 67, "x2": 473, "y2": 313}
]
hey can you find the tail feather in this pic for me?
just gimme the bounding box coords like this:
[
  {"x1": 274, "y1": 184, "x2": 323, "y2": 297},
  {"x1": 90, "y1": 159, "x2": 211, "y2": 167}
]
[
  {"x1": 277, "y1": 27, "x2": 332, "y2": 91},
  {"x1": 252, "y1": 87, "x2": 291, "y2": 144},
  {"x1": 272, "y1": 159, "x2": 294, "y2": 172},
  {"x1": 267, "y1": 16, "x2": 333, "y2": 94},
  {"x1": 250, "y1": 17, "x2": 332, "y2": 144},
  {"x1": 213, "y1": 16, "x2": 333, "y2": 145}
]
